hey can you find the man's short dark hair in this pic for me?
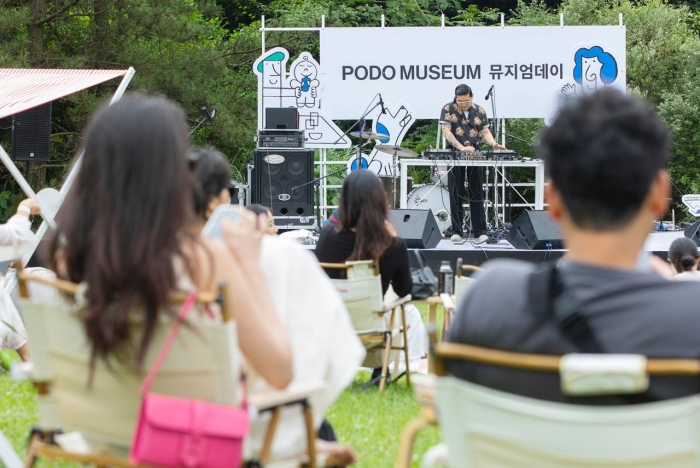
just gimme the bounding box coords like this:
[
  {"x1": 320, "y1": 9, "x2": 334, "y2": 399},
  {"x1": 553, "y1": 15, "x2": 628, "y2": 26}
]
[
  {"x1": 539, "y1": 89, "x2": 671, "y2": 230},
  {"x1": 454, "y1": 84, "x2": 473, "y2": 97}
]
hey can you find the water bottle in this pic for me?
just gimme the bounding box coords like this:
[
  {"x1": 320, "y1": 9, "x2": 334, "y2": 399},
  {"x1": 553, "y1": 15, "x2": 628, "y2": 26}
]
[{"x1": 439, "y1": 261, "x2": 454, "y2": 295}]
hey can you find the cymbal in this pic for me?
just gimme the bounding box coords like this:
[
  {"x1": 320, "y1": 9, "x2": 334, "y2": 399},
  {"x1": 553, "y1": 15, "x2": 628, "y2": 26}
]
[
  {"x1": 375, "y1": 144, "x2": 419, "y2": 158},
  {"x1": 350, "y1": 131, "x2": 389, "y2": 140}
]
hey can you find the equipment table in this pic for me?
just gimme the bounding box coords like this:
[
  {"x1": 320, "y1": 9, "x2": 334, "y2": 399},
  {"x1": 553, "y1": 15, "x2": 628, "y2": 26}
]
[{"x1": 399, "y1": 158, "x2": 546, "y2": 215}]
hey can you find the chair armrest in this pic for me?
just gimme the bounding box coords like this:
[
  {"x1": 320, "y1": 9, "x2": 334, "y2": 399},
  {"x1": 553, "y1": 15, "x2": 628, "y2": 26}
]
[
  {"x1": 382, "y1": 294, "x2": 412, "y2": 314},
  {"x1": 249, "y1": 381, "x2": 326, "y2": 412},
  {"x1": 440, "y1": 293, "x2": 455, "y2": 313},
  {"x1": 411, "y1": 374, "x2": 436, "y2": 407}
]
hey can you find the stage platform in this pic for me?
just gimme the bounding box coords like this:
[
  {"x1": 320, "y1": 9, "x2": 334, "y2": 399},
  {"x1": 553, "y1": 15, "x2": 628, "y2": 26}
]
[
  {"x1": 409, "y1": 230, "x2": 685, "y2": 274},
  {"x1": 303, "y1": 230, "x2": 687, "y2": 275}
]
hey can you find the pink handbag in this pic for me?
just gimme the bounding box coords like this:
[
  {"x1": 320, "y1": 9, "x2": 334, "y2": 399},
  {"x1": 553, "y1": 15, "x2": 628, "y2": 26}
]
[{"x1": 130, "y1": 293, "x2": 249, "y2": 468}]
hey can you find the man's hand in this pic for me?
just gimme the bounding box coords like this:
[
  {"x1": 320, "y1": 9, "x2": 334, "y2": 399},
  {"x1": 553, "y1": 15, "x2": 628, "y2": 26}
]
[{"x1": 491, "y1": 142, "x2": 507, "y2": 151}]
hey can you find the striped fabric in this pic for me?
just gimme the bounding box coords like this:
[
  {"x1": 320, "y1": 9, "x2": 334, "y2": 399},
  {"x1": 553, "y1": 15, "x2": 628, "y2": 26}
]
[{"x1": 0, "y1": 69, "x2": 128, "y2": 120}]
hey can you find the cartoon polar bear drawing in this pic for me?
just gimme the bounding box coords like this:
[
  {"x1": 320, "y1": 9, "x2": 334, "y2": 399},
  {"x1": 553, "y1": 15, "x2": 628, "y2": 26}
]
[{"x1": 289, "y1": 55, "x2": 320, "y2": 108}]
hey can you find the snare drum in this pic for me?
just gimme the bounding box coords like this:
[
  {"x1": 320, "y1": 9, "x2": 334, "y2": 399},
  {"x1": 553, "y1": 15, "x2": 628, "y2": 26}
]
[{"x1": 407, "y1": 184, "x2": 451, "y2": 232}]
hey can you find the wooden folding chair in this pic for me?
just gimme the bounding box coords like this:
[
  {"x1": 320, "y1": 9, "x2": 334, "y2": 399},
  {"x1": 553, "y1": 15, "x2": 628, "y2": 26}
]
[
  {"x1": 320, "y1": 260, "x2": 412, "y2": 391},
  {"x1": 16, "y1": 267, "x2": 326, "y2": 468},
  {"x1": 423, "y1": 264, "x2": 482, "y2": 344},
  {"x1": 397, "y1": 337, "x2": 700, "y2": 467}
]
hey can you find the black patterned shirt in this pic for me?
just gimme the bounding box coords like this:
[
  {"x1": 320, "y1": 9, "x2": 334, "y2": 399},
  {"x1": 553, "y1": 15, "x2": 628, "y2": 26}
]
[{"x1": 439, "y1": 102, "x2": 490, "y2": 149}]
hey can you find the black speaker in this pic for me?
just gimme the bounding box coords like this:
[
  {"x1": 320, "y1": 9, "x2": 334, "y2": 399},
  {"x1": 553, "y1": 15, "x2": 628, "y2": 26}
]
[
  {"x1": 506, "y1": 210, "x2": 564, "y2": 250},
  {"x1": 265, "y1": 107, "x2": 299, "y2": 129},
  {"x1": 251, "y1": 149, "x2": 314, "y2": 216},
  {"x1": 389, "y1": 209, "x2": 441, "y2": 249},
  {"x1": 685, "y1": 220, "x2": 700, "y2": 246},
  {"x1": 11, "y1": 103, "x2": 52, "y2": 161}
]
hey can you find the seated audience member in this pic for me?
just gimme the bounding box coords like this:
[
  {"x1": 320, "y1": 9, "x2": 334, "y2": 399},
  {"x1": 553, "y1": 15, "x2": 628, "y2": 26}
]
[
  {"x1": 191, "y1": 146, "x2": 362, "y2": 462},
  {"x1": 0, "y1": 198, "x2": 41, "y2": 361},
  {"x1": 315, "y1": 170, "x2": 428, "y2": 371},
  {"x1": 668, "y1": 237, "x2": 700, "y2": 280},
  {"x1": 191, "y1": 146, "x2": 232, "y2": 222},
  {"x1": 47, "y1": 94, "x2": 296, "y2": 446},
  {"x1": 246, "y1": 204, "x2": 278, "y2": 235},
  {"x1": 448, "y1": 89, "x2": 700, "y2": 403}
]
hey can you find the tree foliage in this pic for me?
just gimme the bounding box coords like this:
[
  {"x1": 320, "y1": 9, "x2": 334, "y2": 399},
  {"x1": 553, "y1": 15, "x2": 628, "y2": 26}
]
[{"x1": 0, "y1": 0, "x2": 699, "y2": 221}]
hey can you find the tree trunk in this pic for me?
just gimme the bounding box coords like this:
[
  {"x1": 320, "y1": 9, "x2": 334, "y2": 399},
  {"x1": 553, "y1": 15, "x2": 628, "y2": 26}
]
[
  {"x1": 92, "y1": 0, "x2": 109, "y2": 65},
  {"x1": 28, "y1": 0, "x2": 46, "y2": 66}
]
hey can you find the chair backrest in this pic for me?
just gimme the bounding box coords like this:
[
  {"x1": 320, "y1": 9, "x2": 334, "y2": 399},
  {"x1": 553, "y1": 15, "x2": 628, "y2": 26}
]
[
  {"x1": 320, "y1": 260, "x2": 385, "y2": 334},
  {"x1": 18, "y1": 272, "x2": 241, "y2": 454},
  {"x1": 454, "y1": 265, "x2": 481, "y2": 304},
  {"x1": 436, "y1": 375, "x2": 700, "y2": 467},
  {"x1": 432, "y1": 342, "x2": 700, "y2": 467}
]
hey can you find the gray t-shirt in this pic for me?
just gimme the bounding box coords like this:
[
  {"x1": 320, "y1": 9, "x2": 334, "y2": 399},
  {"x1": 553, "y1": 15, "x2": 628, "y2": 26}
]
[{"x1": 447, "y1": 258, "x2": 700, "y2": 404}]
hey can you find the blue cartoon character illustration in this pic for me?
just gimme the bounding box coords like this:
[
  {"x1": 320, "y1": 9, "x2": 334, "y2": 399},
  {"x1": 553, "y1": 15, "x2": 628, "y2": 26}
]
[
  {"x1": 561, "y1": 46, "x2": 618, "y2": 97},
  {"x1": 289, "y1": 54, "x2": 320, "y2": 108},
  {"x1": 347, "y1": 97, "x2": 415, "y2": 175}
]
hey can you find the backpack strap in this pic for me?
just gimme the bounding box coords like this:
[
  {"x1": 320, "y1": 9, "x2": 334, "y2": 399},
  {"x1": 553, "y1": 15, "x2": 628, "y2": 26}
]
[
  {"x1": 528, "y1": 264, "x2": 604, "y2": 354},
  {"x1": 528, "y1": 264, "x2": 657, "y2": 403}
]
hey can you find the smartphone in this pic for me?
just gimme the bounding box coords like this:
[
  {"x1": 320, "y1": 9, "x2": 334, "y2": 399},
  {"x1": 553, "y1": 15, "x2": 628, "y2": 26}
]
[{"x1": 202, "y1": 204, "x2": 241, "y2": 239}]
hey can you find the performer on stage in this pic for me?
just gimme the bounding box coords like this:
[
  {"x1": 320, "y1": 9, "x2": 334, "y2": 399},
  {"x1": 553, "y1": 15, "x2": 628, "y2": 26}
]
[{"x1": 440, "y1": 84, "x2": 506, "y2": 243}]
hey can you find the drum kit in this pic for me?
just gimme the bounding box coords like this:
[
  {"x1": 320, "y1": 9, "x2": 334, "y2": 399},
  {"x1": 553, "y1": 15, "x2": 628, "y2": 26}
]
[
  {"x1": 349, "y1": 131, "x2": 419, "y2": 209},
  {"x1": 349, "y1": 131, "x2": 451, "y2": 229}
]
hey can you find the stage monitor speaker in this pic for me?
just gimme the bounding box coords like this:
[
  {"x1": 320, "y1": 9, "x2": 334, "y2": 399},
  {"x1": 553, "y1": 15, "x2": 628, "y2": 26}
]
[
  {"x1": 684, "y1": 220, "x2": 700, "y2": 246},
  {"x1": 265, "y1": 107, "x2": 299, "y2": 129},
  {"x1": 389, "y1": 209, "x2": 441, "y2": 249},
  {"x1": 507, "y1": 210, "x2": 564, "y2": 250},
  {"x1": 11, "y1": 103, "x2": 52, "y2": 162},
  {"x1": 251, "y1": 148, "x2": 314, "y2": 217}
]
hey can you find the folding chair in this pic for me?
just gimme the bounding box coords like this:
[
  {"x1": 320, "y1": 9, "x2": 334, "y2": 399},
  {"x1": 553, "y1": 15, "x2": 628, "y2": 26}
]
[
  {"x1": 426, "y1": 264, "x2": 481, "y2": 342},
  {"x1": 320, "y1": 260, "x2": 411, "y2": 391},
  {"x1": 16, "y1": 268, "x2": 327, "y2": 468},
  {"x1": 398, "y1": 340, "x2": 700, "y2": 468},
  {"x1": 453, "y1": 264, "x2": 481, "y2": 305}
]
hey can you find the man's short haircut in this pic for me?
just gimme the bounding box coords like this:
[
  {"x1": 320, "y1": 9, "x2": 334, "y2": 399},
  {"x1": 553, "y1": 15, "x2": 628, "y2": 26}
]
[
  {"x1": 454, "y1": 84, "x2": 473, "y2": 97},
  {"x1": 539, "y1": 89, "x2": 671, "y2": 230}
]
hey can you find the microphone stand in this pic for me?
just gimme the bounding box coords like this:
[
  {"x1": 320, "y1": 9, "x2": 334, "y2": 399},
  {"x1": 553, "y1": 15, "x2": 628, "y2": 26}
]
[
  {"x1": 188, "y1": 108, "x2": 216, "y2": 142},
  {"x1": 291, "y1": 166, "x2": 348, "y2": 232},
  {"x1": 187, "y1": 115, "x2": 210, "y2": 140},
  {"x1": 485, "y1": 87, "x2": 499, "y2": 230},
  {"x1": 504, "y1": 133, "x2": 538, "y2": 149},
  {"x1": 333, "y1": 95, "x2": 384, "y2": 170}
]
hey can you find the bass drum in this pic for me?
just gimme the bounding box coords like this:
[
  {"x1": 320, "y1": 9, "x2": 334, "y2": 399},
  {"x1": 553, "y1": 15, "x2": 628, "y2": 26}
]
[{"x1": 406, "y1": 184, "x2": 451, "y2": 232}]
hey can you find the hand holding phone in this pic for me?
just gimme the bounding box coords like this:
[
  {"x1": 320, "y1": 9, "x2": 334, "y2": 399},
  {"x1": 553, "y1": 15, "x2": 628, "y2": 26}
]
[{"x1": 202, "y1": 205, "x2": 241, "y2": 239}]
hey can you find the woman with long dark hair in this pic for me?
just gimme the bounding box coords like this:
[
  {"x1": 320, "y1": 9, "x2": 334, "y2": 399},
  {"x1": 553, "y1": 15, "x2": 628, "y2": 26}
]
[
  {"x1": 315, "y1": 169, "x2": 412, "y2": 295},
  {"x1": 49, "y1": 94, "x2": 292, "y2": 387},
  {"x1": 315, "y1": 170, "x2": 427, "y2": 376}
]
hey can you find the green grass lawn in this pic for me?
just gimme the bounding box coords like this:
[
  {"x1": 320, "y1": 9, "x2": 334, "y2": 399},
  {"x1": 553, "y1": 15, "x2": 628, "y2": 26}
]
[{"x1": 0, "y1": 305, "x2": 445, "y2": 467}]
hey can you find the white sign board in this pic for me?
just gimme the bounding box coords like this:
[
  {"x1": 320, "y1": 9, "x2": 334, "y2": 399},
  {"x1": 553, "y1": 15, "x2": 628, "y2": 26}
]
[
  {"x1": 682, "y1": 194, "x2": 700, "y2": 217},
  {"x1": 320, "y1": 26, "x2": 626, "y2": 121}
]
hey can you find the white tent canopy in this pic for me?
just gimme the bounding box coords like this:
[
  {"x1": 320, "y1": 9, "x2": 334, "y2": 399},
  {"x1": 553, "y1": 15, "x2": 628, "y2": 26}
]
[{"x1": 0, "y1": 67, "x2": 135, "y2": 273}]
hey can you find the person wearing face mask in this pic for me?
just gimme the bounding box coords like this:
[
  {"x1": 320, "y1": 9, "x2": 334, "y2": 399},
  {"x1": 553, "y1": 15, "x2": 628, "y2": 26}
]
[{"x1": 440, "y1": 84, "x2": 506, "y2": 243}]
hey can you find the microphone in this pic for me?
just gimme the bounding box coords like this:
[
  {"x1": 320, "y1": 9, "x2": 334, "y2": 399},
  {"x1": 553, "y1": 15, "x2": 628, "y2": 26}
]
[
  {"x1": 484, "y1": 85, "x2": 494, "y2": 101},
  {"x1": 378, "y1": 94, "x2": 387, "y2": 115},
  {"x1": 201, "y1": 107, "x2": 217, "y2": 122}
]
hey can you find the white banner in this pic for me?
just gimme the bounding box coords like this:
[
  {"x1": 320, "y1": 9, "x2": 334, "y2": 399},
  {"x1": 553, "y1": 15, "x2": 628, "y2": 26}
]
[{"x1": 320, "y1": 26, "x2": 626, "y2": 121}]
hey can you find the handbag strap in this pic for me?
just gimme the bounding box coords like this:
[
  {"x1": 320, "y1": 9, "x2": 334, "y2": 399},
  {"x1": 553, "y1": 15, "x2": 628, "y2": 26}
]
[
  {"x1": 413, "y1": 249, "x2": 428, "y2": 269},
  {"x1": 139, "y1": 292, "x2": 198, "y2": 396}
]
